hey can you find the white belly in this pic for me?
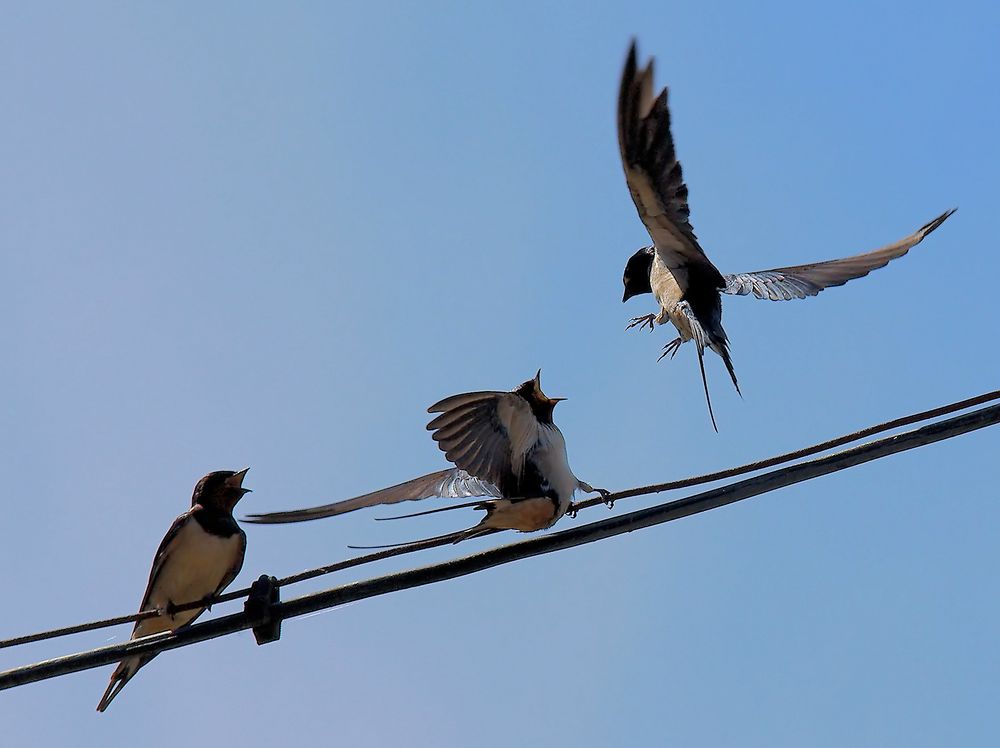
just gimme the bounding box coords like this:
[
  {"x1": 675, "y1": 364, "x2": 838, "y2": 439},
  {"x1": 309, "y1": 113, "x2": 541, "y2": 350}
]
[
  {"x1": 533, "y1": 426, "x2": 579, "y2": 515},
  {"x1": 134, "y1": 520, "x2": 242, "y2": 637}
]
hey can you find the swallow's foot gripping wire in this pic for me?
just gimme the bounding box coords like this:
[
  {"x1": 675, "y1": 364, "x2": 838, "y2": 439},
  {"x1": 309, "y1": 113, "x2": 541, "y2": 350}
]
[{"x1": 596, "y1": 489, "x2": 615, "y2": 509}]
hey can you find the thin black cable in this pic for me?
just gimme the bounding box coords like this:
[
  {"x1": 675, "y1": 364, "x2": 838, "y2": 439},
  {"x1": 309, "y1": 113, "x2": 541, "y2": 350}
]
[
  {"x1": 1, "y1": 400, "x2": 996, "y2": 690},
  {"x1": 1, "y1": 387, "x2": 997, "y2": 652},
  {"x1": 571, "y1": 387, "x2": 1000, "y2": 511}
]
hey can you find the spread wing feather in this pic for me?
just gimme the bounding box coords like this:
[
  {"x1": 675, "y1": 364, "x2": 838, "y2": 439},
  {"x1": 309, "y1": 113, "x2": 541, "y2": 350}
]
[
  {"x1": 618, "y1": 41, "x2": 724, "y2": 290},
  {"x1": 723, "y1": 209, "x2": 955, "y2": 301},
  {"x1": 428, "y1": 390, "x2": 538, "y2": 497},
  {"x1": 245, "y1": 390, "x2": 539, "y2": 524},
  {"x1": 243, "y1": 469, "x2": 500, "y2": 524}
]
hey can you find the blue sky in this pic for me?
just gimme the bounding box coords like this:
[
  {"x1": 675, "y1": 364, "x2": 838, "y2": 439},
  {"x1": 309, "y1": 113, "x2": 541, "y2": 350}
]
[{"x1": 1, "y1": 2, "x2": 998, "y2": 745}]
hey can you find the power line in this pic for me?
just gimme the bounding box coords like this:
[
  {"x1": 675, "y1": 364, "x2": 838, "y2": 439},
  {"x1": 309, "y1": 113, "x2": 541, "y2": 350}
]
[
  {"x1": 1, "y1": 387, "x2": 997, "y2": 652},
  {"x1": 2, "y1": 399, "x2": 997, "y2": 691},
  {"x1": 0, "y1": 535, "x2": 464, "y2": 651},
  {"x1": 572, "y1": 387, "x2": 1000, "y2": 512}
]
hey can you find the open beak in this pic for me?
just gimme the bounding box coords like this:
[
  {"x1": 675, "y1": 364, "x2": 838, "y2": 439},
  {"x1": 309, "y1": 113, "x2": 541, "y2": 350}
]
[
  {"x1": 532, "y1": 370, "x2": 566, "y2": 403},
  {"x1": 226, "y1": 467, "x2": 252, "y2": 494}
]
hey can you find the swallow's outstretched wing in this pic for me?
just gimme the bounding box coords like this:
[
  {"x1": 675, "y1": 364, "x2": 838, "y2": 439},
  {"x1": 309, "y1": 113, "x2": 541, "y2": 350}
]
[
  {"x1": 243, "y1": 469, "x2": 500, "y2": 524},
  {"x1": 723, "y1": 209, "x2": 955, "y2": 301},
  {"x1": 246, "y1": 390, "x2": 538, "y2": 524},
  {"x1": 618, "y1": 40, "x2": 725, "y2": 294},
  {"x1": 426, "y1": 390, "x2": 539, "y2": 497}
]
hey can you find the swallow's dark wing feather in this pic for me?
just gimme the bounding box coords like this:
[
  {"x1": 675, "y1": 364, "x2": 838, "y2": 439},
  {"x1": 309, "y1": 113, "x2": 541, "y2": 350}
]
[
  {"x1": 96, "y1": 510, "x2": 198, "y2": 712},
  {"x1": 427, "y1": 390, "x2": 539, "y2": 498},
  {"x1": 723, "y1": 209, "x2": 955, "y2": 301},
  {"x1": 618, "y1": 41, "x2": 724, "y2": 290},
  {"x1": 133, "y1": 510, "x2": 195, "y2": 614},
  {"x1": 243, "y1": 469, "x2": 500, "y2": 524}
]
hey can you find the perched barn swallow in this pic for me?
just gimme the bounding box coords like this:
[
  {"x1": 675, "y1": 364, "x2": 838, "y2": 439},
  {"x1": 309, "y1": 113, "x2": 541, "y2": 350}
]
[
  {"x1": 618, "y1": 40, "x2": 955, "y2": 430},
  {"x1": 245, "y1": 371, "x2": 607, "y2": 544},
  {"x1": 96, "y1": 469, "x2": 251, "y2": 712}
]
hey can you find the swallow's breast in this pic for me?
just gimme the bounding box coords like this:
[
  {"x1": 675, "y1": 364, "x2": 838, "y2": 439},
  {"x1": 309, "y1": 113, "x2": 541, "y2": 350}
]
[
  {"x1": 650, "y1": 256, "x2": 684, "y2": 311},
  {"x1": 650, "y1": 258, "x2": 694, "y2": 339},
  {"x1": 134, "y1": 521, "x2": 243, "y2": 638}
]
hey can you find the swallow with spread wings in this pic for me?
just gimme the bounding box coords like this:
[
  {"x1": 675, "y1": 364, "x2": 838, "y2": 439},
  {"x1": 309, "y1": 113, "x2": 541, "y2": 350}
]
[
  {"x1": 244, "y1": 372, "x2": 608, "y2": 545},
  {"x1": 618, "y1": 41, "x2": 955, "y2": 430}
]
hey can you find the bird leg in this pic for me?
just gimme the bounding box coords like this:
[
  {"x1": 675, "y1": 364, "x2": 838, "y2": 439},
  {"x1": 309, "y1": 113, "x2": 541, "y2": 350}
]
[
  {"x1": 626, "y1": 313, "x2": 656, "y2": 332},
  {"x1": 658, "y1": 337, "x2": 683, "y2": 361},
  {"x1": 579, "y1": 481, "x2": 615, "y2": 509}
]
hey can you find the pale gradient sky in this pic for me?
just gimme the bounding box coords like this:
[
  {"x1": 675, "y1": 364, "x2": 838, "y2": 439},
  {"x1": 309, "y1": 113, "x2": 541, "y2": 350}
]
[{"x1": 2, "y1": 2, "x2": 998, "y2": 746}]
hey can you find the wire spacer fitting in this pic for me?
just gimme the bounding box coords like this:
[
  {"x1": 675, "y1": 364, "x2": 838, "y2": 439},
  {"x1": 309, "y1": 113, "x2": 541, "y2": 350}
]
[{"x1": 244, "y1": 574, "x2": 281, "y2": 645}]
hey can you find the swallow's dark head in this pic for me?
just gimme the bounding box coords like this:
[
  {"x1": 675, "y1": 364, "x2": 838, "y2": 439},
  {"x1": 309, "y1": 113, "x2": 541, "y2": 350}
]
[
  {"x1": 622, "y1": 246, "x2": 655, "y2": 302},
  {"x1": 513, "y1": 369, "x2": 566, "y2": 424},
  {"x1": 192, "y1": 468, "x2": 252, "y2": 513}
]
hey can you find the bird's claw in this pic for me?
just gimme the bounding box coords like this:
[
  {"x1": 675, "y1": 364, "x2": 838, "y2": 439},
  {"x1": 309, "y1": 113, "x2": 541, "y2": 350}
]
[
  {"x1": 596, "y1": 488, "x2": 614, "y2": 509},
  {"x1": 657, "y1": 337, "x2": 683, "y2": 361},
  {"x1": 626, "y1": 314, "x2": 656, "y2": 332},
  {"x1": 567, "y1": 504, "x2": 579, "y2": 519}
]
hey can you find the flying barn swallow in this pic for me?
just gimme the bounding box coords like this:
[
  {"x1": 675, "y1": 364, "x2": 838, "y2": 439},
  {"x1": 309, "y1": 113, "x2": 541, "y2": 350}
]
[
  {"x1": 97, "y1": 469, "x2": 251, "y2": 712},
  {"x1": 617, "y1": 41, "x2": 955, "y2": 430},
  {"x1": 245, "y1": 371, "x2": 608, "y2": 544}
]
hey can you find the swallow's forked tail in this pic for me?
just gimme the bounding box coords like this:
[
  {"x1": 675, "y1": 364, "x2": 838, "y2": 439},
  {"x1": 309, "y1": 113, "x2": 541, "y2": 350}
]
[
  {"x1": 678, "y1": 300, "x2": 740, "y2": 432},
  {"x1": 712, "y1": 337, "x2": 740, "y2": 398},
  {"x1": 694, "y1": 342, "x2": 718, "y2": 433},
  {"x1": 96, "y1": 655, "x2": 146, "y2": 712},
  {"x1": 374, "y1": 499, "x2": 492, "y2": 522},
  {"x1": 348, "y1": 500, "x2": 495, "y2": 550},
  {"x1": 347, "y1": 525, "x2": 491, "y2": 550}
]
